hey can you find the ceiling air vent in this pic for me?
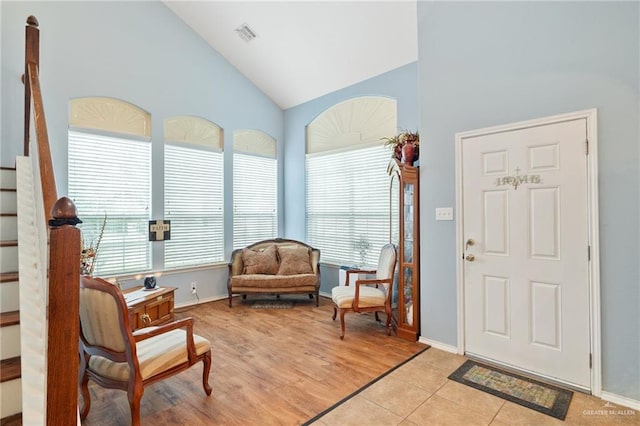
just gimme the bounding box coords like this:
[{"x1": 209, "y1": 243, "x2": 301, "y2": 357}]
[{"x1": 235, "y1": 23, "x2": 257, "y2": 42}]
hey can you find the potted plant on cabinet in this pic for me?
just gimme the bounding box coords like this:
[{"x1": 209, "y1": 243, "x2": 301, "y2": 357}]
[{"x1": 382, "y1": 130, "x2": 419, "y2": 166}]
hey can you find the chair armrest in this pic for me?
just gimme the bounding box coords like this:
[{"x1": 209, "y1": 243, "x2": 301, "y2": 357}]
[
  {"x1": 355, "y1": 277, "x2": 391, "y2": 286},
  {"x1": 352, "y1": 277, "x2": 393, "y2": 311},
  {"x1": 134, "y1": 317, "x2": 198, "y2": 363},
  {"x1": 345, "y1": 269, "x2": 376, "y2": 285},
  {"x1": 133, "y1": 317, "x2": 194, "y2": 342}
]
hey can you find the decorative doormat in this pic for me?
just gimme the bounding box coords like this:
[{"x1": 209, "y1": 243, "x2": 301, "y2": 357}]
[
  {"x1": 448, "y1": 360, "x2": 573, "y2": 420},
  {"x1": 250, "y1": 300, "x2": 295, "y2": 309}
]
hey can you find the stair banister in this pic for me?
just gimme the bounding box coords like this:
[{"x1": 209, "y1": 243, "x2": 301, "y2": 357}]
[{"x1": 22, "y1": 15, "x2": 80, "y2": 424}]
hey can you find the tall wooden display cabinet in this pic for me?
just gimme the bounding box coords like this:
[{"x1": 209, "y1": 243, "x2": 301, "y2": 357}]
[{"x1": 389, "y1": 160, "x2": 420, "y2": 341}]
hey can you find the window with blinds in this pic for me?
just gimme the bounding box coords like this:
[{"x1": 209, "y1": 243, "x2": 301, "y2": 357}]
[
  {"x1": 164, "y1": 144, "x2": 224, "y2": 268},
  {"x1": 68, "y1": 130, "x2": 151, "y2": 276},
  {"x1": 306, "y1": 144, "x2": 392, "y2": 267},
  {"x1": 233, "y1": 153, "x2": 277, "y2": 249}
]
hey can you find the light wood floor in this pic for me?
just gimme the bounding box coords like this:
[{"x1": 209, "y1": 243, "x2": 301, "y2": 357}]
[{"x1": 81, "y1": 295, "x2": 427, "y2": 425}]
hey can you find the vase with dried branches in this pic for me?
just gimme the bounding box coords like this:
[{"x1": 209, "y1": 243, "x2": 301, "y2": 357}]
[
  {"x1": 80, "y1": 214, "x2": 107, "y2": 276},
  {"x1": 382, "y1": 130, "x2": 420, "y2": 165}
]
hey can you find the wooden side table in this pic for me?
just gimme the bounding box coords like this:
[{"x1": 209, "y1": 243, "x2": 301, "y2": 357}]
[{"x1": 123, "y1": 286, "x2": 176, "y2": 331}]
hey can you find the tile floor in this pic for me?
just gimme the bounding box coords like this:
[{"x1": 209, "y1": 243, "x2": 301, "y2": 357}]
[{"x1": 312, "y1": 348, "x2": 639, "y2": 425}]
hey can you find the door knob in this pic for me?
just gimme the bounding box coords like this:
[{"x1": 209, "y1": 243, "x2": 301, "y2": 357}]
[{"x1": 465, "y1": 254, "x2": 475, "y2": 262}]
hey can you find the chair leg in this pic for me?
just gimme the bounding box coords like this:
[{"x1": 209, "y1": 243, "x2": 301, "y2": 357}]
[
  {"x1": 332, "y1": 306, "x2": 337, "y2": 320},
  {"x1": 374, "y1": 312, "x2": 381, "y2": 322},
  {"x1": 128, "y1": 384, "x2": 144, "y2": 426},
  {"x1": 228, "y1": 293, "x2": 233, "y2": 307},
  {"x1": 385, "y1": 307, "x2": 392, "y2": 335},
  {"x1": 339, "y1": 309, "x2": 346, "y2": 339},
  {"x1": 78, "y1": 367, "x2": 91, "y2": 420},
  {"x1": 202, "y1": 351, "x2": 213, "y2": 396}
]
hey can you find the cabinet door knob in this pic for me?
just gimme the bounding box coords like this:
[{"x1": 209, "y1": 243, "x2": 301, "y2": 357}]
[
  {"x1": 141, "y1": 313, "x2": 151, "y2": 325},
  {"x1": 465, "y1": 254, "x2": 475, "y2": 262}
]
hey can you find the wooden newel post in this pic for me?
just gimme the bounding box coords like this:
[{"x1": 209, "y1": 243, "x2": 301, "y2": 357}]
[
  {"x1": 24, "y1": 15, "x2": 40, "y2": 156},
  {"x1": 47, "y1": 196, "x2": 81, "y2": 425}
]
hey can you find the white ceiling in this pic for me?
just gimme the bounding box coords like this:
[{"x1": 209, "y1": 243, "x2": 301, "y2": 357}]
[{"x1": 163, "y1": 1, "x2": 418, "y2": 110}]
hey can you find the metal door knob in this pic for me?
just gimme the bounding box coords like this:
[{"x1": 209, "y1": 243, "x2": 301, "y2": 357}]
[{"x1": 465, "y1": 254, "x2": 475, "y2": 262}]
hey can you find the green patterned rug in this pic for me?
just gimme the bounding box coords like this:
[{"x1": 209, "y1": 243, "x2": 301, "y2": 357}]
[{"x1": 448, "y1": 360, "x2": 573, "y2": 420}]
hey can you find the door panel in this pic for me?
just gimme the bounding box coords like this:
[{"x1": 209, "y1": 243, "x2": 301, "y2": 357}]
[{"x1": 462, "y1": 118, "x2": 590, "y2": 389}]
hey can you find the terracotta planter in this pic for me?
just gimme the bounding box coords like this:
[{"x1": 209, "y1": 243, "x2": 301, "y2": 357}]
[{"x1": 402, "y1": 143, "x2": 416, "y2": 166}]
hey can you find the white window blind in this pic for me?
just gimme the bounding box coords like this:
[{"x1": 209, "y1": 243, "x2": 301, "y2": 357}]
[
  {"x1": 68, "y1": 130, "x2": 151, "y2": 276},
  {"x1": 306, "y1": 145, "x2": 392, "y2": 267},
  {"x1": 233, "y1": 153, "x2": 277, "y2": 249},
  {"x1": 164, "y1": 144, "x2": 224, "y2": 268}
]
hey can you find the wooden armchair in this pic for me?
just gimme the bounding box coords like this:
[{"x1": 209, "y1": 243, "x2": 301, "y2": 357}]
[
  {"x1": 331, "y1": 243, "x2": 398, "y2": 339},
  {"x1": 78, "y1": 276, "x2": 212, "y2": 425}
]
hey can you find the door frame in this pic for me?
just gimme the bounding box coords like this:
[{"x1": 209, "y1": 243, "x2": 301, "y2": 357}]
[{"x1": 454, "y1": 108, "x2": 601, "y2": 395}]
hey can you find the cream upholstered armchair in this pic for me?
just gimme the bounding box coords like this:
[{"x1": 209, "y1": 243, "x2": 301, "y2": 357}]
[
  {"x1": 331, "y1": 243, "x2": 398, "y2": 339},
  {"x1": 78, "y1": 276, "x2": 212, "y2": 426}
]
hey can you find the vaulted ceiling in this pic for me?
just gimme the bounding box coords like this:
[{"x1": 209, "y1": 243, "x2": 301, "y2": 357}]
[{"x1": 163, "y1": 1, "x2": 418, "y2": 110}]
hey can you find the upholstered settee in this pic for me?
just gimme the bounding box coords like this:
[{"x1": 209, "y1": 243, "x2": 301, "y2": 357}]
[{"x1": 227, "y1": 238, "x2": 321, "y2": 307}]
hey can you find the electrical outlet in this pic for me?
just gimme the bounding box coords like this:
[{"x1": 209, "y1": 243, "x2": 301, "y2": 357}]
[{"x1": 191, "y1": 282, "x2": 197, "y2": 294}]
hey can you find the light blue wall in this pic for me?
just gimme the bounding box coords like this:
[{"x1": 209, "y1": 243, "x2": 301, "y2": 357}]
[
  {"x1": 418, "y1": 1, "x2": 640, "y2": 400},
  {"x1": 1, "y1": 1, "x2": 284, "y2": 303},
  {"x1": 283, "y1": 62, "x2": 419, "y2": 243}
]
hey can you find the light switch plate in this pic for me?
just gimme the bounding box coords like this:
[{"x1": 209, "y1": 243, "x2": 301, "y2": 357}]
[{"x1": 435, "y1": 207, "x2": 454, "y2": 221}]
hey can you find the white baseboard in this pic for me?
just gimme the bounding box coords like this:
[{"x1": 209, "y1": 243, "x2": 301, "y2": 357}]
[
  {"x1": 419, "y1": 337, "x2": 460, "y2": 355},
  {"x1": 600, "y1": 391, "x2": 640, "y2": 411},
  {"x1": 175, "y1": 294, "x2": 226, "y2": 309}
]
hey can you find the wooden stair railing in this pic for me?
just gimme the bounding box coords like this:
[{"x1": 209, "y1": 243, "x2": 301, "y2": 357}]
[{"x1": 23, "y1": 15, "x2": 80, "y2": 424}]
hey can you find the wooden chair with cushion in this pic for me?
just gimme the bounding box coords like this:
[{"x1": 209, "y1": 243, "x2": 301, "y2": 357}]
[
  {"x1": 78, "y1": 276, "x2": 212, "y2": 426},
  {"x1": 331, "y1": 243, "x2": 398, "y2": 339}
]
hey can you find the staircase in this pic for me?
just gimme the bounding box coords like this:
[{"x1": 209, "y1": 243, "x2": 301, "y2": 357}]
[
  {"x1": 0, "y1": 166, "x2": 22, "y2": 425},
  {"x1": 0, "y1": 16, "x2": 81, "y2": 424}
]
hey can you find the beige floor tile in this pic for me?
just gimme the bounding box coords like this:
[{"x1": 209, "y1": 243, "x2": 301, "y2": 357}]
[
  {"x1": 317, "y1": 394, "x2": 404, "y2": 426},
  {"x1": 406, "y1": 394, "x2": 495, "y2": 426},
  {"x1": 488, "y1": 420, "x2": 512, "y2": 426},
  {"x1": 398, "y1": 419, "x2": 420, "y2": 426},
  {"x1": 390, "y1": 360, "x2": 450, "y2": 394},
  {"x1": 418, "y1": 348, "x2": 468, "y2": 374},
  {"x1": 493, "y1": 401, "x2": 566, "y2": 425},
  {"x1": 436, "y1": 381, "x2": 505, "y2": 419},
  {"x1": 562, "y1": 391, "x2": 591, "y2": 424},
  {"x1": 360, "y1": 375, "x2": 433, "y2": 417}
]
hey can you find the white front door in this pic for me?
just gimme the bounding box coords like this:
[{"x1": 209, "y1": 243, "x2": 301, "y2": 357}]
[{"x1": 461, "y1": 117, "x2": 591, "y2": 389}]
